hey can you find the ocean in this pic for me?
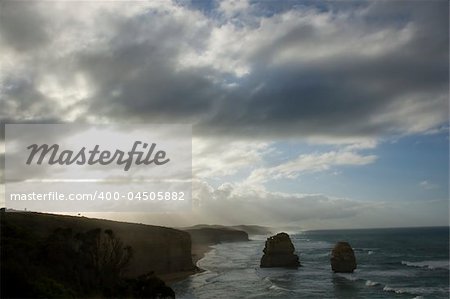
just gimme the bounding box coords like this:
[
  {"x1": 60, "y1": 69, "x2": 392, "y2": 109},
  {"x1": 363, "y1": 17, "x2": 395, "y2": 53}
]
[{"x1": 173, "y1": 227, "x2": 449, "y2": 299}]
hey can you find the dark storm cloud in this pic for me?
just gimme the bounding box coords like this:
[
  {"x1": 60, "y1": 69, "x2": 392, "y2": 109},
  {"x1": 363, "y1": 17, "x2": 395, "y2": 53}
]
[
  {"x1": 0, "y1": 1, "x2": 448, "y2": 139},
  {"x1": 195, "y1": 1, "x2": 448, "y2": 137},
  {"x1": 0, "y1": 1, "x2": 50, "y2": 52},
  {"x1": 1, "y1": 78, "x2": 53, "y2": 120},
  {"x1": 79, "y1": 48, "x2": 219, "y2": 122},
  {"x1": 70, "y1": 7, "x2": 219, "y2": 123},
  {"x1": 204, "y1": 50, "x2": 446, "y2": 137}
]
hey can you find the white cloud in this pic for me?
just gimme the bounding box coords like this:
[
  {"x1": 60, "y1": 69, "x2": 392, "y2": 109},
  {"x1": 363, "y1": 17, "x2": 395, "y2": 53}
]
[
  {"x1": 193, "y1": 137, "x2": 378, "y2": 185},
  {"x1": 1, "y1": 1, "x2": 447, "y2": 138},
  {"x1": 246, "y1": 150, "x2": 377, "y2": 184},
  {"x1": 190, "y1": 179, "x2": 374, "y2": 226},
  {"x1": 193, "y1": 137, "x2": 271, "y2": 178},
  {"x1": 306, "y1": 136, "x2": 378, "y2": 150},
  {"x1": 0, "y1": 1, "x2": 447, "y2": 229},
  {"x1": 182, "y1": 180, "x2": 447, "y2": 228},
  {"x1": 369, "y1": 92, "x2": 449, "y2": 136},
  {"x1": 218, "y1": 0, "x2": 251, "y2": 18},
  {"x1": 419, "y1": 180, "x2": 438, "y2": 190}
]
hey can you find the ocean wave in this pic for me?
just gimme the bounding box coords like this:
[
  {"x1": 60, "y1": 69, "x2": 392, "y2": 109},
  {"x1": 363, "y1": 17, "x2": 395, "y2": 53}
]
[
  {"x1": 306, "y1": 252, "x2": 330, "y2": 258},
  {"x1": 369, "y1": 280, "x2": 441, "y2": 296},
  {"x1": 365, "y1": 280, "x2": 380, "y2": 287},
  {"x1": 368, "y1": 269, "x2": 414, "y2": 277},
  {"x1": 351, "y1": 247, "x2": 377, "y2": 255},
  {"x1": 263, "y1": 277, "x2": 272, "y2": 283},
  {"x1": 268, "y1": 284, "x2": 292, "y2": 292},
  {"x1": 335, "y1": 273, "x2": 358, "y2": 281},
  {"x1": 383, "y1": 285, "x2": 410, "y2": 294},
  {"x1": 383, "y1": 285, "x2": 447, "y2": 296},
  {"x1": 401, "y1": 260, "x2": 449, "y2": 270}
]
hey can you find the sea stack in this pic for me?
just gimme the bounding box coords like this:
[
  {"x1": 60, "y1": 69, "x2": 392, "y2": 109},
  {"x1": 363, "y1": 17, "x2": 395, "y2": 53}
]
[
  {"x1": 330, "y1": 241, "x2": 357, "y2": 273},
  {"x1": 260, "y1": 232, "x2": 300, "y2": 268}
]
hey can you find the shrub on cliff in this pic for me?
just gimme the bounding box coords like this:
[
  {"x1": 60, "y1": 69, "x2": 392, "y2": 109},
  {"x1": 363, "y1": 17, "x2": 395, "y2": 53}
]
[{"x1": 1, "y1": 213, "x2": 175, "y2": 298}]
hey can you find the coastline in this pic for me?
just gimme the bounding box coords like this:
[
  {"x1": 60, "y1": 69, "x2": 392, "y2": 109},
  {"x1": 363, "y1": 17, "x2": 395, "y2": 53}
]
[
  {"x1": 161, "y1": 244, "x2": 212, "y2": 285},
  {"x1": 168, "y1": 228, "x2": 450, "y2": 299},
  {"x1": 191, "y1": 244, "x2": 213, "y2": 265},
  {"x1": 161, "y1": 226, "x2": 251, "y2": 285}
]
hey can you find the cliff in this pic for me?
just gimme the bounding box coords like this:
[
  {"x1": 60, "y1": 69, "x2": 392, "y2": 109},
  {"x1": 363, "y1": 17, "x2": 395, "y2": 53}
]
[
  {"x1": 183, "y1": 227, "x2": 249, "y2": 245},
  {"x1": 184, "y1": 224, "x2": 273, "y2": 236},
  {"x1": 1, "y1": 211, "x2": 195, "y2": 277},
  {"x1": 231, "y1": 225, "x2": 273, "y2": 236}
]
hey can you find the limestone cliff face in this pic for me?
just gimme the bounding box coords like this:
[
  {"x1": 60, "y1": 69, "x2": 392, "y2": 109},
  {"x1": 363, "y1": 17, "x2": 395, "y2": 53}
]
[
  {"x1": 2, "y1": 212, "x2": 195, "y2": 277},
  {"x1": 112, "y1": 222, "x2": 195, "y2": 277},
  {"x1": 330, "y1": 241, "x2": 357, "y2": 273},
  {"x1": 260, "y1": 232, "x2": 300, "y2": 268}
]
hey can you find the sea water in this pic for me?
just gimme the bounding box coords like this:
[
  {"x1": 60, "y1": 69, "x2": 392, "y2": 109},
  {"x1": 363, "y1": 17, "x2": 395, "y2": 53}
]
[{"x1": 173, "y1": 227, "x2": 449, "y2": 299}]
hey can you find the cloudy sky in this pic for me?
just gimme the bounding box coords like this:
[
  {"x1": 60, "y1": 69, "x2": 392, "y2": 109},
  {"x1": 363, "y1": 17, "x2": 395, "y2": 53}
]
[{"x1": 0, "y1": 0, "x2": 448, "y2": 229}]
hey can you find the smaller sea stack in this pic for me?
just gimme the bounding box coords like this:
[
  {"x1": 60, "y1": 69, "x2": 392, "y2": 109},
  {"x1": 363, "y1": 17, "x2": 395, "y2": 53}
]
[
  {"x1": 260, "y1": 232, "x2": 300, "y2": 268},
  {"x1": 330, "y1": 241, "x2": 357, "y2": 273}
]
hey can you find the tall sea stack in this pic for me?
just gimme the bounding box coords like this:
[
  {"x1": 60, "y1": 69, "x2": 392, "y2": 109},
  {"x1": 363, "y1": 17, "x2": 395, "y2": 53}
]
[
  {"x1": 330, "y1": 241, "x2": 357, "y2": 273},
  {"x1": 260, "y1": 232, "x2": 300, "y2": 268}
]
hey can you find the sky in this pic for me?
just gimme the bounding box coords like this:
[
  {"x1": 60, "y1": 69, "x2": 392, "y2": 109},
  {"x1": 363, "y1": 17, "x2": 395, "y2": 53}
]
[{"x1": 0, "y1": 0, "x2": 448, "y2": 229}]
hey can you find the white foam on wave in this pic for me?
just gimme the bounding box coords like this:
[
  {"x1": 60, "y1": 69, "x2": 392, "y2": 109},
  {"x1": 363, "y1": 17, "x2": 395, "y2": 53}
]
[
  {"x1": 383, "y1": 285, "x2": 446, "y2": 296},
  {"x1": 250, "y1": 235, "x2": 270, "y2": 241},
  {"x1": 313, "y1": 252, "x2": 330, "y2": 258},
  {"x1": 335, "y1": 273, "x2": 358, "y2": 281},
  {"x1": 401, "y1": 260, "x2": 449, "y2": 270},
  {"x1": 268, "y1": 284, "x2": 292, "y2": 292},
  {"x1": 383, "y1": 285, "x2": 409, "y2": 294},
  {"x1": 263, "y1": 277, "x2": 272, "y2": 283},
  {"x1": 365, "y1": 280, "x2": 380, "y2": 287}
]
